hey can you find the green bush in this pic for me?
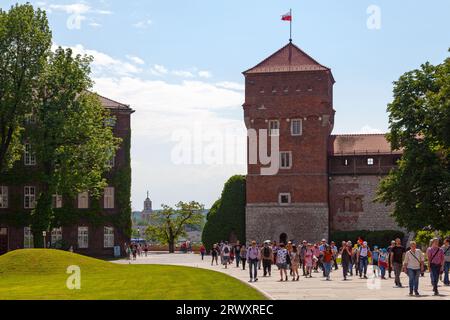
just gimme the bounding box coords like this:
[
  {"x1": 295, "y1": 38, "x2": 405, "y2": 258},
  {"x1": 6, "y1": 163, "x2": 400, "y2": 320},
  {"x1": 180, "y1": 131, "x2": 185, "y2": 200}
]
[
  {"x1": 330, "y1": 230, "x2": 405, "y2": 248},
  {"x1": 415, "y1": 230, "x2": 450, "y2": 247},
  {"x1": 202, "y1": 175, "x2": 246, "y2": 250}
]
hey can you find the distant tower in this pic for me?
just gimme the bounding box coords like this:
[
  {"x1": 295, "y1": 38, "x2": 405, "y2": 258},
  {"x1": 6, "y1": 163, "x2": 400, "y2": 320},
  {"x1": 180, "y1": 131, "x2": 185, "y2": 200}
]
[{"x1": 142, "y1": 191, "x2": 152, "y2": 222}]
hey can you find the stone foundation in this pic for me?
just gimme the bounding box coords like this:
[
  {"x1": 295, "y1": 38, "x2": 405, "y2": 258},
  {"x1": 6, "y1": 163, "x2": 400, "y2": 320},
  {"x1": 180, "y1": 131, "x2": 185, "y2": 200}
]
[{"x1": 246, "y1": 203, "x2": 329, "y2": 243}]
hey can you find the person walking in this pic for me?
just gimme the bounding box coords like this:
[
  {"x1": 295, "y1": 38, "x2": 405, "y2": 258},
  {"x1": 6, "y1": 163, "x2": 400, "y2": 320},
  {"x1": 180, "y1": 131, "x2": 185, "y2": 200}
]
[
  {"x1": 261, "y1": 241, "x2": 273, "y2": 277},
  {"x1": 378, "y1": 248, "x2": 389, "y2": 280},
  {"x1": 246, "y1": 240, "x2": 260, "y2": 282},
  {"x1": 304, "y1": 243, "x2": 314, "y2": 278},
  {"x1": 358, "y1": 241, "x2": 370, "y2": 279},
  {"x1": 391, "y1": 238, "x2": 406, "y2": 287},
  {"x1": 276, "y1": 243, "x2": 289, "y2": 281},
  {"x1": 387, "y1": 240, "x2": 395, "y2": 278},
  {"x1": 234, "y1": 241, "x2": 242, "y2": 268},
  {"x1": 211, "y1": 244, "x2": 219, "y2": 265},
  {"x1": 330, "y1": 241, "x2": 339, "y2": 270},
  {"x1": 427, "y1": 238, "x2": 445, "y2": 295},
  {"x1": 323, "y1": 245, "x2": 334, "y2": 281},
  {"x1": 352, "y1": 244, "x2": 360, "y2": 277},
  {"x1": 372, "y1": 246, "x2": 380, "y2": 278},
  {"x1": 290, "y1": 245, "x2": 300, "y2": 281},
  {"x1": 441, "y1": 237, "x2": 450, "y2": 286},
  {"x1": 300, "y1": 240, "x2": 307, "y2": 276},
  {"x1": 199, "y1": 244, "x2": 206, "y2": 261},
  {"x1": 340, "y1": 241, "x2": 352, "y2": 280},
  {"x1": 240, "y1": 244, "x2": 247, "y2": 270},
  {"x1": 403, "y1": 241, "x2": 424, "y2": 296},
  {"x1": 272, "y1": 241, "x2": 279, "y2": 266},
  {"x1": 221, "y1": 241, "x2": 231, "y2": 269}
]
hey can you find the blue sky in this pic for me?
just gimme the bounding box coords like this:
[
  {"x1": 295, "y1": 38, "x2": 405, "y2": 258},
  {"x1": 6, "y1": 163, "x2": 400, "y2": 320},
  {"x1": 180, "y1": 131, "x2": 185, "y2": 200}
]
[{"x1": 2, "y1": 0, "x2": 450, "y2": 210}]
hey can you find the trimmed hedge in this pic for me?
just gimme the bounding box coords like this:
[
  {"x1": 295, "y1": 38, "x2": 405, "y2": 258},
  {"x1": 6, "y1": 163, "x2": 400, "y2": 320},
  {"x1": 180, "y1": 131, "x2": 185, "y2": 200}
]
[
  {"x1": 201, "y1": 175, "x2": 246, "y2": 250},
  {"x1": 330, "y1": 230, "x2": 405, "y2": 248}
]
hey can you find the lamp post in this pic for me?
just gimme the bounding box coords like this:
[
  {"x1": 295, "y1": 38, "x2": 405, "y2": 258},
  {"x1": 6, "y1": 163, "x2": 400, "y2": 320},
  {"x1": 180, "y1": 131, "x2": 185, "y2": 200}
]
[{"x1": 42, "y1": 231, "x2": 46, "y2": 249}]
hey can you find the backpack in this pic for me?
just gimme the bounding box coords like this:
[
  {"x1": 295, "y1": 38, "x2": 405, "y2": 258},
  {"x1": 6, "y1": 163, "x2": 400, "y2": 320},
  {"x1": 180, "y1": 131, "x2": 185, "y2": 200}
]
[
  {"x1": 263, "y1": 246, "x2": 270, "y2": 258},
  {"x1": 224, "y1": 246, "x2": 229, "y2": 254}
]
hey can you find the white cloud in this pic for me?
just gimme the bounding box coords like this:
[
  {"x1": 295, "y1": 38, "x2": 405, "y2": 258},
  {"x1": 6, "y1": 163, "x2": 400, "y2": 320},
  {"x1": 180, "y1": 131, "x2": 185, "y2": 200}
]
[
  {"x1": 150, "y1": 64, "x2": 169, "y2": 76},
  {"x1": 357, "y1": 125, "x2": 384, "y2": 134},
  {"x1": 49, "y1": 3, "x2": 91, "y2": 15},
  {"x1": 89, "y1": 22, "x2": 102, "y2": 28},
  {"x1": 215, "y1": 81, "x2": 244, "y2": 91},
  {"x1": 133, "y1": 19, "x2": 152, "y2": 29},
  {"x1": 126, "y1": 55, "x2": 145, "y2": 65},
  {"x1": 198, "y1": 70, "x2": 212, "y2": 78},
  {"x1": 172, "y1": 70, "x2": 195, "y2": 78}
]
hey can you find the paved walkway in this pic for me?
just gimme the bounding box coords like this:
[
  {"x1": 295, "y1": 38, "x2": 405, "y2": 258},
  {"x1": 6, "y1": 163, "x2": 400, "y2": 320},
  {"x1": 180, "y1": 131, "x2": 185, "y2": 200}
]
[{"x1": 114, "y1": 253, "x2": 450, "y2": 300}]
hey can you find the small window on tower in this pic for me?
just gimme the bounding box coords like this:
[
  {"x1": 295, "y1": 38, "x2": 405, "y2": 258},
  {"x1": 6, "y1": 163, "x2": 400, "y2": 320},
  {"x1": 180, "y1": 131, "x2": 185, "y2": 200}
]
[
  {"x1": 272, "y1": 86, "x2": 277, "y2": 94},
  {"x1": 279, "y1": 193, "x2": 291, "y2": 205},
  {"x1": 268, "y1": 120, "x2": 279, "y2": 136},
  {"x1": 283, "y1": 86, "x2": 289, "y2": 94},
  {"x1": 343, "y1": 158, "x2": 350, "y2": 166},
  {"x1": 280, "y1": 152, "x2": 292, "y2": 169},
  {"x1": 259, "y1": 87, "x2": 265, "y2": 94},
  {"x1": 367, "y1": 158, "x2": 374, "y2": 166},
  {"x1": 295, "y1": 85, "x2": 301, "y2": 92}
]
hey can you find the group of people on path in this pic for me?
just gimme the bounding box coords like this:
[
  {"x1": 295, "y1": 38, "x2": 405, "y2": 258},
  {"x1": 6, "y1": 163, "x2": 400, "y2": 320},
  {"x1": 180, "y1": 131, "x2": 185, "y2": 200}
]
[
  {"x1": 207, "y1": 237, "x2": 450, "y2": 296},
  {"x1": 124, "y1": 242, "x2": 149, "y2": 260}
]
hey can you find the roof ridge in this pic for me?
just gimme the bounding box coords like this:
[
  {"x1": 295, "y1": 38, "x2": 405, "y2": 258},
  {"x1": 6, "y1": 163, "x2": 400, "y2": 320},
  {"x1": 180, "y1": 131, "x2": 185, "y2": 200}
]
[
  {"x1": 94, "y1": 92, "x2": 130, "y2": 108},
  {"x1": 331, "y1": 133, "x2": 388, "y2": 136}
]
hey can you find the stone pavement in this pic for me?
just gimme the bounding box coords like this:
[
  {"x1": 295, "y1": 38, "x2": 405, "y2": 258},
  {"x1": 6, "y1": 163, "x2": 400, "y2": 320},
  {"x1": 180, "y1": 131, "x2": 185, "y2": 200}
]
[{"x1": 114, "y1": 253, "x2": 450, "y2": 300}]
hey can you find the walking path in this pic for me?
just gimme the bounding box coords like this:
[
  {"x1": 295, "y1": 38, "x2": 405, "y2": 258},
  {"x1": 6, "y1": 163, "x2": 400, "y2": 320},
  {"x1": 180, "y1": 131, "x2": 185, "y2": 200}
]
[{"x1": 114, "y1": 253, "x2": 450, "y2": 300}]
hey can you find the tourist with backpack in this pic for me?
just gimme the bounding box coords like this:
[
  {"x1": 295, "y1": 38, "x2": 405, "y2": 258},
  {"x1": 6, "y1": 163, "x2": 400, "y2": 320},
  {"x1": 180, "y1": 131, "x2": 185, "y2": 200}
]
[
  {"x1": 240, "y1": 244, "x2": 247, "y2": 270},
  {"x1": 357, "y1": 241, "x2": 370, "y2": 279},
  {"x1": 403, "y1": 241, "x2": 424, "y2": 296},
  {"x1": 378, "y1": 248, "x2": 389, "y2": 279},
  {"x1": 221, "y1": 241, "x2": 231, "y2": 269},
  {"x1": 340, "y1": 241, "x2": 352, "y2": 280},
  {"x1": 372, "y1": 246, "x2": 380, "y2": 277},
  {"x1": 234, "y1": 241, "x2": 242, "y2": 268},
  {"x1": 427, "y1": 238, "x2": 445, "y2": 296},
  {"x1": 261, "y1": 241, "x2": 273, "y2": 277},
  {"x1": 246, "y1": 240, "x2": 261, "y2": 282}
]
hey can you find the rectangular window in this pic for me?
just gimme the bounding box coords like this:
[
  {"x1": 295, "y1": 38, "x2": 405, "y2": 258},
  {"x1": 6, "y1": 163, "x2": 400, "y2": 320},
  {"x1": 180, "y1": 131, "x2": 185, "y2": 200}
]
[
  {"x1": 24, "y1": 143, "x2": 36, "y2": 166},
  {"x1": 367, "y1": 158, "x2": 374, "y2": 166},
  {"x1": 78, "y1": 226, "x2": 88, "y2": 249},
  {"x1": 52, "y1": 194, "x2": 63, "y2": 208},
  {"x1": 343, "y1": 158, "x2": 350, "y2": 166},
  {"x1": 291, "y1": 119, "x2": 302, "y2": 136},
  {"x1": 104, "y1": 226, "x2": 114, "y2": 248},
  {"x1": 78, "y1": 192, "x2": 89, "y2": 209},
  {"x1": 268, "y1": 120, "x2": 279, "y2": 136},
  {"x1": 51, "y1": 227, "x2": 62, "y2": 245},
  {"x1": 24, "y1": 227, "x2": 34, "y2": 248},
  {"x1": 24, "y1": 186, "x2": 36, "y2": 209},
  {"x1": 280, "y1": 152, "x2": 292, "y2": 169},
  {"x1": 104, "y1": 187, "x2": 114, "y2": 209},
  {"x1": 106, "y1": 152, "x2": 115, "y2": 168},
  {"x1": 279, "y1": 193, "x2": 291, "y2": 205},
  {"x1": 0, "y1": 186, "x2": 8, "y2": 208}
]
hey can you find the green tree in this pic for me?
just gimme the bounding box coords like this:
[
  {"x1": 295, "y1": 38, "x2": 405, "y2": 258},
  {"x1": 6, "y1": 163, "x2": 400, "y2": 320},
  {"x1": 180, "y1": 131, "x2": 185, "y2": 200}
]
[
  {"x1": 145, "y1": 201, "x2": 204, "y2": 253},
  {"x1": 0, "y1": 4, "x2": 51, "y2": 172},
  {"x1": 377, "y1": 52, "x2": 450, "y2": 231},
  {"x1": 29, "y1": 47, "x2": 120, "y2": 247},
  {"x1": 202, "y1": 175, "x2": 246, "y2": 250}
]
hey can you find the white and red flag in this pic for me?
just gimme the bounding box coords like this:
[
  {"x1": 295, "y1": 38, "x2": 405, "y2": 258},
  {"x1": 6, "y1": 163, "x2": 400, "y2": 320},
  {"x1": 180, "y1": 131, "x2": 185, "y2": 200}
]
[{"x1": 281, "y1": 11, "x2": 292, "y2": 21}]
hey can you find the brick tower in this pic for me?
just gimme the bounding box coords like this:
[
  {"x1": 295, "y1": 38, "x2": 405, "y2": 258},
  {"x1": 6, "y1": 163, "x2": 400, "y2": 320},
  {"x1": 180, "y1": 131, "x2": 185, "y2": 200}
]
[{"x1": 243, "y1": 42, "x2": 335, "y2": 243}]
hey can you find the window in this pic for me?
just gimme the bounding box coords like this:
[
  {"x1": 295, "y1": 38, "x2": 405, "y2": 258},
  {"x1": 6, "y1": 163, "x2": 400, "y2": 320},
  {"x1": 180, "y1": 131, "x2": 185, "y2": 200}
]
[
  {"x1": 268, "y1": 120, "x2": 279, "y2": 136},
  {"x1": 271, "y1": 86, "x2": 277, "y2": 94},
  {"x1": 51, "y1": 227, "x2": 62, "y2": 245},
  {"x1": 104, "y1": 226, "x2": 114, "y2": 248},
  {"x1": 367, "y1": 158, "x2": 374, "y2": 166},
  {"x1": 78, "y1": 192, "x2": 89, "y2": 209},
  {"x1": 24, "y1": 227, "x2": 34, "y2": 248},
  {"x1": 280, "y1": 152, "x2": 292, "y2": 169},
  {"x1": 0, "y1": 186, "x2": 8, "y2": 208},
  {"x1": 343, "y1": 197, "x2": 351, "y2": 212},
  {"x1": 393, "y1": 156, "x2": 401, "y2": 165},
  {"x1": 106, "y1": 152, "x2": 115, "y2": 168},
  {"x1": 279, "y1": 193, "x2": 291, "y2": 205},
  {"x1": 291, "y1": 119, "x2": 302, "y2": 136},
  {"x1": 24, "y1": 186, "x2": 36, "y2": 209},
  {"x1": 259, "y1": 87, "x2": 265, "y2": 94},
  {"x1": 78, "y1": 227, "x2": 88, "y2": 249},
  {"x1": 104, "y1": 117, "x2": 116, "y2": 127},
  {"x1": 104, "y1": 187, "x2": 114, "y2": 209},
  {"x1": 24, "y1": 143, "x2": 36, "y2": 166},
  {"x1": 52, "y1": 194, "x2": 63, "y2": 208},
  {"x1": 283, "y1": 86, "x2": 289, "y2": 94},
  {"x1": 343, "y1": 158, "x2": 350, "y2": 166}
]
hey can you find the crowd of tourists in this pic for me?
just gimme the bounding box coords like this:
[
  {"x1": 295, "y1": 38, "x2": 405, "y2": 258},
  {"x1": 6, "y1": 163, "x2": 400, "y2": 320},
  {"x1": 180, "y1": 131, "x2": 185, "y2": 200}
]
[
  {"x1": 124, "y1": 242, "x2": 150, "y2": 260},
  {"x1": 208, "y1": 237, "x2": 450, "y2": 296}
]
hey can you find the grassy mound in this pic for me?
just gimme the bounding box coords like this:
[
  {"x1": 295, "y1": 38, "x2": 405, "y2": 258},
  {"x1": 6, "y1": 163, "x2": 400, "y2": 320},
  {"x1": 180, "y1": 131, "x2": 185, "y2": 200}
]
[{"x1": 0, "y1": 249, "x2": 265, "y2": 300}]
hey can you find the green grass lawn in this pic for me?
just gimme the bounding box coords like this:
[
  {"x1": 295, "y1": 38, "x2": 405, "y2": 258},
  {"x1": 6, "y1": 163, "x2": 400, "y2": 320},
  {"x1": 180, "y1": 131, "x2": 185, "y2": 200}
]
[{"x1": 0, "y1": 249, "x2": 265, "y2": 300}]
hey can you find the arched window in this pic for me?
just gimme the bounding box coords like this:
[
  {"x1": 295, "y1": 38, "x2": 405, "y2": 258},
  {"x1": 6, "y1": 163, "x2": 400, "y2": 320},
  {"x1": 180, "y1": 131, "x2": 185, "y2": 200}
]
[
  {"x1": 355, "y1": 198, "x2": 363, "y2": 212},
  {"x1": 343, "y1": 197, "x2": 351, "y2": 212}
]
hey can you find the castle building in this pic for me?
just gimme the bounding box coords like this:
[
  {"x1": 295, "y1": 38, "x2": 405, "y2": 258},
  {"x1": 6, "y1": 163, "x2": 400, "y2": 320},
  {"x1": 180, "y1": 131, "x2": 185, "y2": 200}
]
[
  {"x1": 0, "y1": 94, "x2": 134, "y2": 256},
  {"x1": 142, "y1": 191, "x2": 153, "y2": 223},
  {"x1": 243, "y1": 42, "x2": 402, "y2": 243}
]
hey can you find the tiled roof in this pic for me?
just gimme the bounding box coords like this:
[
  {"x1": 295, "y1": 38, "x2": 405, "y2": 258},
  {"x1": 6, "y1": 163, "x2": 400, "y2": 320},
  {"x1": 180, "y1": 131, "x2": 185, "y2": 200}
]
[
  {"x1": 328, "y1": 134, "x2": 401, "y2": 155},
  {"x1": 96, "y1": 93, "x2": 133, "y2": 112},
  {"x1": 243, "y1": 42, "x2": 332, "y2": 75}
]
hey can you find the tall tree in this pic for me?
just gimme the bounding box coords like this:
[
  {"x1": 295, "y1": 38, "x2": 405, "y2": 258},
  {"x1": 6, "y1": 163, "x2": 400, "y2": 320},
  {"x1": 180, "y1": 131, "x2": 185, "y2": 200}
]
[
  {"x1": 145, "y1": 201, "x2": 204, "y2": 253},
  {"x1": 30, "y1": 47, "x2": 121, "y2": 246},
  {"x1": 377, "y1": 52, "x2": 450, "y2": 231},
  {"x1": 0, "y1": 4, "x2": 51, "y2": 172}
]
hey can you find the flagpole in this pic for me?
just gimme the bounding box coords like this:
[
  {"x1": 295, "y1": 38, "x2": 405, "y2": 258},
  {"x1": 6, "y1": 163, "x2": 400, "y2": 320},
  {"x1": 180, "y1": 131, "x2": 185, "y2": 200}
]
[{"x1": 289, "y1": 8, "x2": 292, "y2": 42}]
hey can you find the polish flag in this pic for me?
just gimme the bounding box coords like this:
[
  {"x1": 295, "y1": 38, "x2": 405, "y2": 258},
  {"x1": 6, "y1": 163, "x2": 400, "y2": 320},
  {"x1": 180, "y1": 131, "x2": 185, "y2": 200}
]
[{"x1": 281, "y1": 12, "x2": 292, "y2": 21}]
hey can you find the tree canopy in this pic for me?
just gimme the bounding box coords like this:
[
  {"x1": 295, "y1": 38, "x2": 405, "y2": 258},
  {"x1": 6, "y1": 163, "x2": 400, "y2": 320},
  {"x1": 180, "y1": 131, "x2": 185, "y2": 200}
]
[{"x1": 377, "y1": 51, "x2": 450, "y2": 232}]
